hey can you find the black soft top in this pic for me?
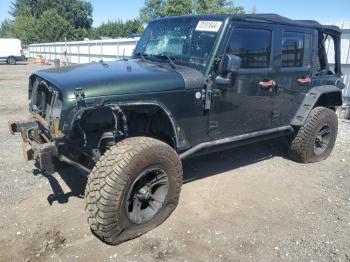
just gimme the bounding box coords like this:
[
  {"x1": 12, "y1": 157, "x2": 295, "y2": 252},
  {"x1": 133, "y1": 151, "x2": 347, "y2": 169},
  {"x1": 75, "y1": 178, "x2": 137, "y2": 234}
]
[
  {"x1": 158, "y1": 13, "x2": 341, "y2": 34},
  {"x1": 232, "y1": 14, "x2": 341, "y2": 34}
]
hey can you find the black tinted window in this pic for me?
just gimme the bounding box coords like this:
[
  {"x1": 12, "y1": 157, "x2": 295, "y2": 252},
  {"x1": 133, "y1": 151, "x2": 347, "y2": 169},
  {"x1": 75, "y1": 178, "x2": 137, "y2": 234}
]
[
  {"x1": 227, "y1": 28, "x2": 271, "y2": 69},
  {"x1": 282, "y1": 32, "x2": 305, "y2": 67}
]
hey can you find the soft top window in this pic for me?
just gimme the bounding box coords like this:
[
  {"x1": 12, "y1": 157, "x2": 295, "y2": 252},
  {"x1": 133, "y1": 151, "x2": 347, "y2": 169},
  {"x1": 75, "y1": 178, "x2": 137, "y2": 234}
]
[
  {"x1": 282, "y1": 31, "x2": 305, "y2": 68},
  {"x1": 226, "y1": 27, "x2": 272, "y2": 69}
]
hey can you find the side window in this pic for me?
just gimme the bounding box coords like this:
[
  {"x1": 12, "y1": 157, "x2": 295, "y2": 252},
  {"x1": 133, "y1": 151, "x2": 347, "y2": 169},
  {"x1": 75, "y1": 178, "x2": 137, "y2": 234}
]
[
  {"x1": 282, "y1": 31, "x2": 306, "y2": 67},
  {"x1": 226, "y1": 28, "x2": 272, "y2": 69}
]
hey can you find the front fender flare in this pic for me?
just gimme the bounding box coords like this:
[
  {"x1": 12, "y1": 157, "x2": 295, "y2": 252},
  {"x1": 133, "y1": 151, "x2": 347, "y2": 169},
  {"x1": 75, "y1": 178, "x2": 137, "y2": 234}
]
[{"x1": 63, "y1": 100, "x2": 188, "y2": 151}]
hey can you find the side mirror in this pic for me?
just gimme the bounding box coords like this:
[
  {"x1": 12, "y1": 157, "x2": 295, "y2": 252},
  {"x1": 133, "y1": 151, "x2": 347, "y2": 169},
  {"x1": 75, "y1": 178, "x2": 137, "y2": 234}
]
[
  {"x1": 215, "y1": 54, "x2": 241, "y2": 86},
  {"x1": 220, "y1": 54, "x2": 241, "y2": 75}
]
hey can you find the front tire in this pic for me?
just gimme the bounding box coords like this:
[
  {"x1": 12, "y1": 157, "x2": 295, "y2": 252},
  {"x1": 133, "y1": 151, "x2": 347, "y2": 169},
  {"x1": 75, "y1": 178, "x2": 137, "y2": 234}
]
[
  {"x1": 289, "y1": 106, "x2": 338, "y2": 163},
  {"x1": 85, "y1": 137, "x2": 183, "y2": 245}
]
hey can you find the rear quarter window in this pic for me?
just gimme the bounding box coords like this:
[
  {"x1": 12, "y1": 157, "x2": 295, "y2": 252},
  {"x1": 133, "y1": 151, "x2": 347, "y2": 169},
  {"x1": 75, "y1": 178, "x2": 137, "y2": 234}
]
[{"x1": 282, "y1": 31, "x2": 312, "y2": 68}]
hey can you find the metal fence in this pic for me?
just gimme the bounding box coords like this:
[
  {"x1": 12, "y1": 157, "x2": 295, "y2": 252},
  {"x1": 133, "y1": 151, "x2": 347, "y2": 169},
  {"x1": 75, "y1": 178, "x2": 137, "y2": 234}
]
[{"x1": 28, "y1": 38, "x2": 139, "y2": 64}]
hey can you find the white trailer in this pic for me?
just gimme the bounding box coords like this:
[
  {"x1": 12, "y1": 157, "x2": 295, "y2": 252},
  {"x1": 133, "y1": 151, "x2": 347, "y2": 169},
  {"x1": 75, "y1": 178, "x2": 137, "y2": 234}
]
[{"x1": 0, "y1": 38, "x2": 26, "y2": 64}]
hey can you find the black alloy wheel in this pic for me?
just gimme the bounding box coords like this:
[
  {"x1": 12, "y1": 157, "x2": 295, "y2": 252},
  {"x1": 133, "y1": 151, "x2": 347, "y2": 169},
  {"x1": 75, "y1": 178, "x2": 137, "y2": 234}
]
[
  {"x1": 314, "y1": 124, "x2": 331, "y2": 156},
  {"x1": 126, "y1": 167, "x2": 169, "y2": 224}
]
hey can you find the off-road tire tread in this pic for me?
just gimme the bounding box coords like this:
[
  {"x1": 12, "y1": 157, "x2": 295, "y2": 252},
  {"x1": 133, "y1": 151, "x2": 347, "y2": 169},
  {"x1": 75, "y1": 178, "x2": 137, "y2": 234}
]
[
  {"x1": 289, "y1": 106, "x2": 338, "y2": 163},
  {"x1": 85, "y1": 137, "x2": 182, "y2": 245}
]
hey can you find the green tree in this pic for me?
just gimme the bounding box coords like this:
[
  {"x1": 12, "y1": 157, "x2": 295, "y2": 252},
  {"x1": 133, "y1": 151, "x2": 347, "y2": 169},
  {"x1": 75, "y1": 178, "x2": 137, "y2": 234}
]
[
  {"x1": 164, "y1": 0, "x2": 193, "y2": 16},
  {"x1": 74, "y1": 27, "x2": 90, "y2": 40},
  {"x1": 8, "y1": 0, "x2": 95, "y2": 44},
  {"x1": 139, "y1": 0, "x2": 245, "y2": 23},
  {"x1": 12, "y1": 15, "x2": 39, "y2": 44},
  {"x1": 36, "y1": 9, "x2": 75, "y2": 42},
  {"x1": 12, "y1": 9, "x2": 76, "y2": 44},
  {"x1": 10, "y1": 0, "x2": 93, "y2": 29},
  {"x1": 123, "y1": 19, "x2": 144, "y2": 35},
  {"x1": 9, "y1": 0, "x2": 33, "y2": 17},
  {"x1": 139, "y1": 0, "x2": 166, "y2": 24},
  {"x1": 0, "y1": 19, "x2": 14, "y2": 37},
  {"x1": 95, "y1": 19, "x2": 143, "y2": 38},
  {"x1": 194, "y1": 0, "x2": 244, "y2": 14},
  {"x1": 53, "y1": 0, "x2": 93, "y2": 29},
  {"x1": 86, "y1": 28, "x2": 101, "y2": 40}
]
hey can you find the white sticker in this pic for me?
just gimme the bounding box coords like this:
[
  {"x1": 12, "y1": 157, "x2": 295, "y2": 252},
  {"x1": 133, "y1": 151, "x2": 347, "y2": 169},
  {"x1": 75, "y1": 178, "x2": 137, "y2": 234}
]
[{"x1": 195, "y1": 21, "x2": 223, "y2": 32}]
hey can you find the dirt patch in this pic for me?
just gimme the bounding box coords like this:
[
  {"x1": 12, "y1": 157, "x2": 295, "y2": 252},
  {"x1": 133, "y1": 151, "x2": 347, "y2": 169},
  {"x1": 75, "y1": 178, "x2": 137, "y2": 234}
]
[{"x1": 23, "y1": 229, "x2": 66, "y2": 261}]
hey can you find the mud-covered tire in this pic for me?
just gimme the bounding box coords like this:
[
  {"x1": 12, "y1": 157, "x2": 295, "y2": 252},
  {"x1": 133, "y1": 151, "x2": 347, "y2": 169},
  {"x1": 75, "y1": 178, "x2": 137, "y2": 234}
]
[
  {"x1": 289, "y1": 107, "x2": 338, "y2": 163},
  {"x1": 85, "y1": 137, "x2": 183, "y2": 245}
]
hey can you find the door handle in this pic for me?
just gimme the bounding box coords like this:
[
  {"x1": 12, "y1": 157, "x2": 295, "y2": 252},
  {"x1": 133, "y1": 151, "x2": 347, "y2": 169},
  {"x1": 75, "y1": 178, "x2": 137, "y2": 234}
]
[
  {"x1": 259, "y1": 80, "x2": 276, "y2": 90},
  {"x1": 297, "y1": 77, "x2": 311, "y2": 85}
]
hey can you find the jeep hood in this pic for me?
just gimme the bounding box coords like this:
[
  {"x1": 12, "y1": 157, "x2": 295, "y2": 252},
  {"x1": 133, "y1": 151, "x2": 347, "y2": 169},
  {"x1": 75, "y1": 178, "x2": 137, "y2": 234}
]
[{"x1": 33, "y1": 59, "x2": 205, "y2": 101}]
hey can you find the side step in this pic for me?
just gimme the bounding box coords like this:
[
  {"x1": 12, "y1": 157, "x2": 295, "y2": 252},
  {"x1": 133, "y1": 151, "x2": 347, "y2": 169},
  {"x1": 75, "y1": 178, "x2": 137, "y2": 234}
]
[{"x1": 179, "y1": 126, "x2": 293, "y2": 160}]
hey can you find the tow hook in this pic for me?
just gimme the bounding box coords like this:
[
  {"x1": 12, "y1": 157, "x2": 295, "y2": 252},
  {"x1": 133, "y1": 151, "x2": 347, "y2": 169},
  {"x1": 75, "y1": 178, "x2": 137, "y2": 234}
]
[
  {"x1": 7, "y1": 117, "x2": 16, "y2": 135},
  {"x1": 8, "y1": 117, "x2": 38, "y2": 135}
]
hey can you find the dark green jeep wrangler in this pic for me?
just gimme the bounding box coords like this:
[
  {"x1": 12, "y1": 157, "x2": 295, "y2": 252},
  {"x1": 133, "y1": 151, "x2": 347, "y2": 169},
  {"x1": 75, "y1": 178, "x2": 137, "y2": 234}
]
[{"x1": 9, "y1": 14, "x2": 344, "y2": 245}]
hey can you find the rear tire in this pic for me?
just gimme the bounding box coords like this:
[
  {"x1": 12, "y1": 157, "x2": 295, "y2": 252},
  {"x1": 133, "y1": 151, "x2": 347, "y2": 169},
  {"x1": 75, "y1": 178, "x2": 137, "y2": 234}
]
[
  {"x1": 85, "y1": 137, "x2": 182, "y2": 245},
  {"x1": 289, "y1": 107, "x2": 338, "y2": 163},
  {"x1": 7, "y1": 57, "x2": 16, "y2": 65}
]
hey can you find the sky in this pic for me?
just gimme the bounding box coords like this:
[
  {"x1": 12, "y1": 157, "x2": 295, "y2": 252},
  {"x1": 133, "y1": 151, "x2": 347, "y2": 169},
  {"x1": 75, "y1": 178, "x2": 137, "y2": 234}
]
[{"x1": 1, "y1": 0, "x2": 350, "y2": 26}]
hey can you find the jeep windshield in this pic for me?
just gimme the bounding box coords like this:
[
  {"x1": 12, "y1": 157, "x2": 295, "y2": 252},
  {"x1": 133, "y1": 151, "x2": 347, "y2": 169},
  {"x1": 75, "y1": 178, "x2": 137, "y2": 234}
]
[{"x1": 133, "y1": 17, "x2": 224, "y2": 71}]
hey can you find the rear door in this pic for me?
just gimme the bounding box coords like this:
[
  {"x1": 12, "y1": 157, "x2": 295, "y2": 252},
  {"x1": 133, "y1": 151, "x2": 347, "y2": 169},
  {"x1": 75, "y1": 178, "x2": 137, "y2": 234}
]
[
  {"x1": 272, "y1": 26, "x2": 314, "y2": 127},
  {"x1": 209, "y1": 22, "x2": 278, "y2": 138}
]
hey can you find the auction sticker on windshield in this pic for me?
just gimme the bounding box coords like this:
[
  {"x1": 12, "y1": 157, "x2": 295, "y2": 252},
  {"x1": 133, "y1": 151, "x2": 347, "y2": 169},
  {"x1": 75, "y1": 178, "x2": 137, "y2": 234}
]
[{"x1": 195, "y1": 21, "x2": 223, "y2": 32}]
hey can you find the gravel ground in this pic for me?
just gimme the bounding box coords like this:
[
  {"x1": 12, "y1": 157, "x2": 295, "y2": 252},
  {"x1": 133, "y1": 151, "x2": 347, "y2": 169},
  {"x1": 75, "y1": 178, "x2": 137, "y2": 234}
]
[{"x1": 0, "y1": 62, "x2": 350, "y2": 262}]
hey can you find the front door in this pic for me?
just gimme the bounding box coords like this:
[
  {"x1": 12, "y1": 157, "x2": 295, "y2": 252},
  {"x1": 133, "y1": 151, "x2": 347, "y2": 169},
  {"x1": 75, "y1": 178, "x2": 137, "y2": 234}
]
[{"x1": 209, "y1": 23, "x2": 278, "y2": 139}]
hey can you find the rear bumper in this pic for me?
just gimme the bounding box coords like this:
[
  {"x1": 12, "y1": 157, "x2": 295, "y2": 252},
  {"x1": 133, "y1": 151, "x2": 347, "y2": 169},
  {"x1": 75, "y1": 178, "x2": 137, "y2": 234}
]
[{"x1": 8, "y1": 116, "x2": 58, "y2": 174}]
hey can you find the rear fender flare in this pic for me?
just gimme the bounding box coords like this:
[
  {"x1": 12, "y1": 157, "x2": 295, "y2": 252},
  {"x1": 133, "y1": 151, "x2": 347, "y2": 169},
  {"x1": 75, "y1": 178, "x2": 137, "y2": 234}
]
[{"x1": 290, "y1": 85, "x2": 342, "y2": 126}]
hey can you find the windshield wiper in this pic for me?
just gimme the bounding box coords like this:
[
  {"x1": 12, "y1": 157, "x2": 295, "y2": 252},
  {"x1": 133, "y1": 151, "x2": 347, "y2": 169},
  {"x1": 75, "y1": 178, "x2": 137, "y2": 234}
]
[
  {"x1": 134, "y1": 51, "x2": 148, "y2": 62},
  {"x1": 135, "y1": 52, "x2": 178, "y2": 69},
  {"x1": 154, "y1": 54, "x2": 177, "y2": 69}
]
